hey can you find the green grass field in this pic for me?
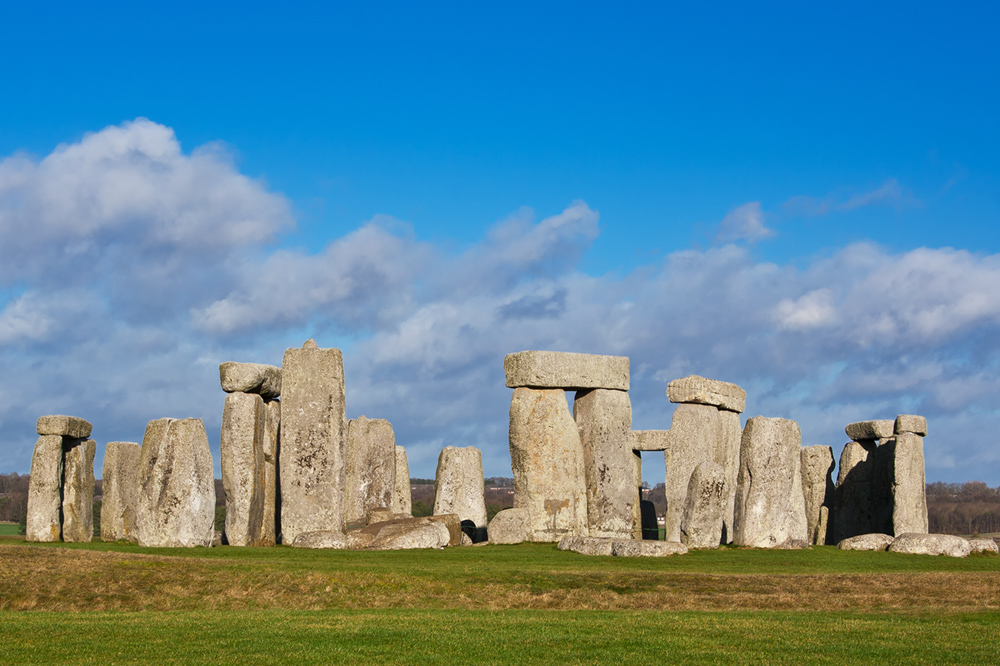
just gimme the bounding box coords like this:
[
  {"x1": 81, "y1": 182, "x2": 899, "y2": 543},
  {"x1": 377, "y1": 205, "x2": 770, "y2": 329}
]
[
  {"x1": 1, "y1": 536, "x2": 998, "y2": 664},
  {"x1": 0, "y1": 522, "x2": 20, "y2": 535}
]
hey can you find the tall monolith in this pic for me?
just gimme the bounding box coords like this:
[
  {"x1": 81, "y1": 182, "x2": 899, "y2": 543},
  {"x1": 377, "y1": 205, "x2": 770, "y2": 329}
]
[
  {"x1": 433, "y1": 445, "x2": 488, "y2": 541},
  {"x1": 260, "y1": 399, "x2": 280, "y2": 545},
  {"x1": 101, "y1": 441, "x2": 141, "y2": 543},
  {"x1": 221, "y1": 392, "x2": 266, "y2": 546},
  {"x1": 62, "y1": 438, "x2": 95, "y2": 543},
  {"x1": 392, "y1": 445, "x2": 412, "y2": 515},
  {"x1": 345, "y1": 416, "x2": 396, "y2": 527},
  {"x1": 800, "y1": 445, "x2": 834, "y2": 545},
  {"x1": 680, "y1": 461, "x2": 727, "y2": 548},
  {"x1": 663, "y1": 403, "x2": 721, "y2": 542},
  {"x1": 25, "y1": 435, "x2": 64, "y2": 542}
]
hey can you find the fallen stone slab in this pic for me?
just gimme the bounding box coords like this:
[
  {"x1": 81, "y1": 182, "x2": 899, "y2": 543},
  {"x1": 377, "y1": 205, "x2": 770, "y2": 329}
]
[
  {"x1": 557, "y1": 535, "x2": 614, "y2": 556},
  {"x1": 392, "y1": 445, "x2": 412, "y2": 515},
  {"x1": 101, "y1": 441, "x2": 141, "y2": 543},
  {"x1": 504, "y1": 351, "x2": 629, "y2": 391},
  {"x1": 894, "y1": 414, "x2": 927, "y2": 436},
  {"x1": 368, "y1": 520, "x2": 451, "y2": 550},
  {"x1": 487, "y1": 508, "x2": 530, "y2": 544},
  {"x1": 888, "y1": 533, "x2": 970, "y2": 557},
  {"x1": 845, "y1": 420, "x2": 895, "y2": 442},
  {"x1": 433, "y1": 446, "x2": 488, "y2": 541},
  {"x1": 360, "y1": 514, "x2": 463, "y2": 547},
  {"x1": 629, "y1": 430, "x2": 670, "y2": 452},
  {"x1": 219, "y1": 362, "x2": 282, "y2": 399},
  {"x1": 680, "y1": 461, "x2": 727, "y2": 549},
  {"x1": 25, "y1": 435, "x2": 64, "y2": 542},
  {"x1": 291, "y1": 531, "x2": 350, "y2": 549},
  {"x1": 611, "y1": 540, "x2": 688, "y2": 557},
  {"x1": 345, "y1": 416, "x2": 396, "y2": 528},
  {"x1": 36, "y1": 415, "x2": 92, "y2": 439},
  {"x1": 667, "y1": 376, "x2": 746, "y2": 413},
  {"x1": 837, "y1": 533, "x2": 894, "y2": 551},
  {"x1": 62, "y1": 438, "x2": 96, "y2": 543},
  {"x1": 968, "y1": 538, "x2": 999, "y2": 554}
]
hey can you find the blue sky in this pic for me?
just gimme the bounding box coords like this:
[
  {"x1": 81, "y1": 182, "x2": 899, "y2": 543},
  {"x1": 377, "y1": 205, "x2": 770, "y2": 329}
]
[{"x1": 1, "y1": 2, "x2": 998, "y2": 484}]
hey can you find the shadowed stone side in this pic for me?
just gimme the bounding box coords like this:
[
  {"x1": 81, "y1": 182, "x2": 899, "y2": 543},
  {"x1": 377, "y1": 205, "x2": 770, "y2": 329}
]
[
  {"x1": 36, "y1": 415, "x2": 92, "y2": 439},
  {"x1": 101, "y1": 441, "x2": 141, "y2": 543},
  {"x1": 892, "y1": 432, "x2": 929, "y2": 534},
  {"x1": 680, "y1": 461, "x2": 727, "y2": 548},
  {"x1": 219, "y1": 362, "x2": 282, "y2": 399},
  {"x1": 663, "y1": 403, "x2": 721, "y2": 542},
  {"x1": 433, "y1": 446, "x2": 488, "y2": 541},
  {"x1": 392, "y1": 445, "x2": 412, "y2": 515},
  {"x1": 221, "y1": 392, "x2": 267, "y2": 547},
  {"x1": 504, "y1": 351, "x2": 629, "y2": 391},
  {"x1": 26, "y1": 435, "x2": 64, "y2": 542},
  {"x1": 344, "y1": 417, "x2": 396, "y2": 528},
  {"x1": 800, "y1": 445, "x2": 835, "y2": 545},
  {"x1": 834, "y1": 439, "x2": 878, "y2": 542},
  {"x1": 62, "y1": 439, "x2": 96, "y2": 543},
  {"x1": 667, "y1": 376, "x2": 746, "y2": 413},
  {"x1": 718, "y1": 409, "x2": 742, "y2": 543},
  {"x1": 260, "y1": 399, "x2": 280, "y2": 545}
]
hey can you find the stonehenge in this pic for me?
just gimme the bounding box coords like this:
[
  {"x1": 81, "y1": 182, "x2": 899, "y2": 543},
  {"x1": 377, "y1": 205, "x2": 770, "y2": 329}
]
[
  {"x1": 433, "y1": 446, "x2": 488, "y2": 542},
  {"x1": 26, "y1": 416, "x2": 95, "y2": 543},
  {"x1": 100, "y1": 441, "x2": 141, "y2": 542}
]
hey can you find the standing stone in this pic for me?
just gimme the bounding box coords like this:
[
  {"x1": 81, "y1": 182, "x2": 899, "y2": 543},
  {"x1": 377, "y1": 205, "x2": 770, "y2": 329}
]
[
  {"x1": 733, "y1": 417, "x2": 808, "y2": 548},
  {"x1": 219, "y1": 362, "x2": 282, "y2": 399},
  {"x1": 62, "y1": 438, "x2": 96, "y2": 543},
  {"x1": 892, "y1": 432, "x2": 929, "y2": 534},
  {"x1": 834, "y1": 439, "x2": 877, "y2": 541},
  {"x1": 392, "y1": 445, "x2": 412, "y2": 515},
  {"x1": 573, "y1": 388, "x2": 636, "y2": 539},
  {"x1": 680, "y1": 461, "x2": 727, "y2": 548},
  {"x1": 220, "y1": 392, "x2": 266, "y2": 547},
  {"x1": 509, "y1": 388, "x2": 588, "y2": 542},
  {"x1": 663, "y1": 403, "x2": 721, "y2": 542},
  {"x1": 279, "y1": 342, "x2": 347, "y2": 542},
  {"x1": 800, "y1": 445, "x2": 835, "y2": 545},
  {"x1": 25, "y1": 435, "x2": 64, "y2": 542},
  {"x1": 344, "y1": 417, "x2": 396, "y2": 528},
  {"x1": 504, "y1": 351, "x2": 629, "y2": 391},
  {"x1": 101, "y1": 441, "x2": 142, "y2": 543},
  {"x1": 487, "y1": 507, "x2": 530, "y2": 544},
  {"x1": 717, "y1": 410, "x2": 742, "y2": 543},
  {"x1": 433, "y1": 446, "x2": 488, "y2": 542},
  {"x1": 260, "y1": 399, "x2": 280, "y2": 545},
  {"x1": 136, "y1": 418, "x2": 216, "y2": 548},
  {"x1": 894, "y1": 414, "x2": 927, "y2": 436}
]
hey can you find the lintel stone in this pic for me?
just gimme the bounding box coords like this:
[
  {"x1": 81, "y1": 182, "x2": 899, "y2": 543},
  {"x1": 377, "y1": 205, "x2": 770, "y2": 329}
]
[
  {"x1": 845, "y1": 420, "x2": 895, "y2": 441},
  {"x1": 667, "y1": 376, "x2": 746, "y2": 413},
  {"x1": 36, "y1": 415, "x2": 92, "y2": 439},
  {"x1": 629, "y1": 430, "x2": 670, "y2": 452},
  {"x1": 504, "y1": 351, "x2": 629, "y2": 391},
  {"x1": 219, "y1": 362, "x2": 282, "y2": 399},
  {"x1": 894, "y1": 414, "x2": 927, "y2": 436}
]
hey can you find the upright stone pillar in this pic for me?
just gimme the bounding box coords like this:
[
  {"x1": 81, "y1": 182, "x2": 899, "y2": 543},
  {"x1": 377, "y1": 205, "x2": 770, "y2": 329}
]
[
  {"x1": 680, "y1": 461, "x2": 727, "y2": 548},
  {"x1": 220, "y1": 392, "x2": 267, "y2": 546},
  {"x1": 62, "y1": 438, "x2": 95, "y2": 543},
  {"x1": 662, "y1": 403, "x2": 721, "y2": 542},
  {"x1": 279, "y1": 340, "x2": 347, "y2": 542},
  {"x1": 345, "y1": 416, "x2": 396, "y2": 527},
  {"x1": 392, "y1": 445, "x2": 412, "y2": 515},
  {"x1": 25, "y1": 435, "x2": 64, "y2": 542},
  {"x1": 260, "y1": 399, "x2": 281, "y2": 545},
  {"x1": 834, "y1": 439, "x2": 877, "y2": 542},
  {"x1": 800, "y1": 445, "x2": 835, "y2": 545},
  {"x1": 433, "y1": 446, "x2": 488, "y2": 541},
  {"x1": 892, "y1": 415, "x2": 928, "y2": 534},
  {"x1": 101, "y1": 441, "x2": 142, "y2": 542}
]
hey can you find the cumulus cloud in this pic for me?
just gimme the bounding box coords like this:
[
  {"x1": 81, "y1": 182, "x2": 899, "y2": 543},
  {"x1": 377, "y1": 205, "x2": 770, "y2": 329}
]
[{"x1": 714, "y1": 201, "x2": 773, "y2": 242}]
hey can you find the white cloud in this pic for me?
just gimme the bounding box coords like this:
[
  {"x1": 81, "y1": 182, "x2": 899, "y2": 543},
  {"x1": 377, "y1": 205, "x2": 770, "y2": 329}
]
[
  {"x1": 782, "y1": 178, "x2": 916, "y2": 217},
  {"x1": 714, "y1": 201, "x2": 773, "y2": 242}
]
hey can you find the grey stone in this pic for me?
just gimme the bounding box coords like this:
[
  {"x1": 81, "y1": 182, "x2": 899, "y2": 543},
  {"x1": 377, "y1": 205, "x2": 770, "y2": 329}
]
[
  {"x1": 504, "y1": 351, "x2": 629, "y2": 391},
  {"x1": 345, "y1": 417, "x2": 396, "y2": 528},
  {"x1": 817, "y1": 506, "x2": 830, "y2": 546},
  {"x1": 136, "y1": 418, "x2": 216, "y2": 548},
  {"x1": 487, "y1": 507, "x2": 530, "y2": 544},
  {"x1": 680, "y1": 461, "x2": 727, "y2": 548},
  {"x1": 733, "y1": 417, "x2": 808, "y2": 548},
  {"x1": 894, "y1": 414, "x2": 927, "y2": 436},
  {"x1": 611, "y1": 540, "x2": 688, "y2": 557},
  {"x1": 834, "y1": 440, "x2": 878, "y2": 542},
  {"x1": 221, "y1": 392, "x2": 266, "y2": 547},
  {"x1": 101, "y1": 441, "x2": 141, "y2": 543},
  {"x1": 219, "y1": 362, "x2": 282, "y2": 399},
  {"x1": 368, "y1": 521, "x2": 451, "y2": 550},
  {"x1": 302, "y1": 338, "x2": 318, "y2": 349},
  {"x1": 557, "y1": 535, "x2": 614, "y2": 556},
  {"x1": 717, "y1": 409, "x2": 742, "y2": 543},
  {"x1": 837, "y1": 533, "x2": 894, "y2": 551},
  {"x1": 25, "y1": 435, "x2": 64, "y2": 542},
  {"x1": 888, "y1": 533, "x2": 970, "y2": 557},
  {"x1": 574, "y1": 388, "x2": 637, "y2": 539},
  {"x1": 775, "y1": 538, "x2": 810, "y2": 550},
  {"x1": 368, "y1": 507, "x2": 394, "y2": 524},
  {"x1": 891, "y1": 433, "x2": 928, "y2": 534},
  {"x1": 61, "y1": 439, "x2": 95, "y2": 543},
  {"x1": 667, "y1": 375, "x2": 746, "y2": 413},
  {"x1": 291, "y1": 530, "x2": 349, "y2": 549},
  {"x1": 968, "y1": 538, "x2": 999, "y2": 554},
  {"x1": 433, "y1": 446, "x2": 488, "y2": 541},
  {"x1": 845, "y1": 420, "x2": 895, "y2": 441},
  {"x1": 36, "y1": 415, "x2": 92, "y2": 439},
  {"x1": 461, "y1": 532, "x2": 473, "y2": 546},
  {"x1": 279, "y1": 342, "x2": 347, "y2": 543},
  {"x1": 212, "y1": 530, "x2": 223, "y2": 547},
  {"x1": 663, "y1": 403, "x2": 721, "y2": 542},
  {"x1": 508, "y1": 388, "x2": 589, "y2": 542},
  {"x1": 392, "y1": 445, "x2": 412, "y2": 515},
  {"x1": 629, "y1": 430, "x2": 670, "y2": 451},
  {"x1": 260, "y1": 399, "x2": 280, "y2": 546},
  {"x1": 800, "y1": 445, "x2": 835, "y2": 545}
]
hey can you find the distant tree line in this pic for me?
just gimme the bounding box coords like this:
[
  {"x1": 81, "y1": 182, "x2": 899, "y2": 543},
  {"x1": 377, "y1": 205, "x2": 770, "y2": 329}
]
[{"x1": 927, "y1": 481, "x2": 1000, "y2": 536}]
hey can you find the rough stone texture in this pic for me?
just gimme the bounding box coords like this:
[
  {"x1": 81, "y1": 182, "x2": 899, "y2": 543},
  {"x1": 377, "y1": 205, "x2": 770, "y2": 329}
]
[
  {"x1": 504, "y1": 351, "x2": 629, "y2": 391},
  {"x1": 368, "y1": 507, "x2": 394, "y2": 524},
  {"x1": 774, "y1": 539, "x2": 810, "y2": 550},
  {"x1": 368, "y1": 521, "x2": 451, "y2": 550},
  {"x1": 733, "y1": 417, "x2": 808, "y2": 548},
  {"x1": 433, "y1": 446, "x2": 488, "y2": 541},
  {"x1": 260, "y1": 399, "x2": 280, "y2": 546},
  {"x1": 219, "y1": 362, "x2": 282, "y2": 399},
  {"x1": 279, "y1": 342, "x2": 347, "y2": 542},
  {"x1": 663, "y1": 403, "x2": 721, "y2": 542},
  {"x1": 629, "y1": 430, "x2": 670, "y2": 451},
  {"x1": 136, "y1": 418, "x2": 216, "y2": 548},
  {"x1": 487, "y1": 507, "x2": 530, "y2": 544},
  {"x1": 611, "y1": 540, "x2": 688, "y2": 557},
  {"x1": 667, "y1": 376, "x2": 746, "y2": 413},
  {"x1": 508, "y1": 388, "x2": 589, "y2": 542},
  {"x1": 101, "y1": 441, "x2": 142, "y2": 543},
  {"x1": 25, "y1": 435, "x2": 64, "y2": 542},
  {"x1": 892, "y1": 433, "x2": 929, "y2": 534},
  {"x1": 680, "y1": 462, "x2": 727, "y2": 548},
  {"x1": 837, "y1": 533, "x2": 894, "y2": 551},
  {"x1": 817, "y1": 506, "x2": 830, "y2": 546},
  {"x1": 888, "y1": 532, "x2": 970, "y2": 557},
  {"x1": 894, "y1": 414, "x2": 927, "y2": 436},
  {"x1": 557, "y1": 535, "x2": 615, "y2": 556},
  {"x1": 60, "y1": 439, "x2": 95, "y2": 543},
  {"x1": 800, "y1": 445, "x2": 835, "y2": 545},
  {"x1": 221, "y1": 392, "x2": 266, "y2": 547},
  {"x1": 345, "y1": 417, "x2": 396, "y2": 528},
  {"x1": 717, "y1": 409, "x2": 742, "y2": 543},
  {"x1": 36, "y1": 415, "x2": 92, "y2": 439},
  {"x1": 834, "y1": 439, "x2": 878, "y2": 542},
  {"x1": 968, "y1": 538, "x2": 999, "y2": 554},
  {"x1": 845, "y1": 420, "x2": 895, "y2": 441},
  {"x1": 392, "y1": 445, "x2": 412, "y2": 515},
  {"x1": 291, "y1": 531, "x2": 349, "y2": 549},
  {"x1": 573, "y1": 388, "x2": 637, "y2": 539}
]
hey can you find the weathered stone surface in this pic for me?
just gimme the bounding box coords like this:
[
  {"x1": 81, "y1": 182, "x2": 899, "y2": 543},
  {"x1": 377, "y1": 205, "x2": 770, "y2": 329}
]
[
  {"x1": 894, "y1": 414, "x2": 927, "y2": 436},
  {"x1": 892, "y1": 433, "x2": 928, "y2": 534},
  {"x1": 717, "y1": 410, "x2": 742, "y2": 543},
  {"x1": 136, "y1": 418, "x2": 216, "y2": 548},
  {"x1": 36, "y1": 415, "x2": 92, "y2": 439},
  {"x1": 733, "y1": 417, "x2": 808, "y2": 548},
  {"x1": 574, "y1": 389, "x2": 636, "y2": 539},
  {"x1": 680, "y1": 461, "x2": 727, "y2": 548},
  {"x1": 101, "y1": 441, "x2": 141, "y2": 543},
  {"x1": 667, "y1": 376, "x2": 746, "y2": 413},
  {"x1": 817, "y1": 506, "x2": 829, "y2": 546},
  {"x1": 611, "y1": 540, "x2": 688, "y2": 557},
  {"x1": 888, "y1": 533, "x2": 970, "y2": 557},
  {"x1": 368, "y1": 521, "x2": 451, "y2": 550},
  {"x1": 61, "y1": 438, "x2": 95, "y2": 543},
  {"x1": 557, "y1": 535, "x2": 614, "y2": 556},
  {"x1": 433, "y1": 446, "x2": 488, "y2": 541},
  {"x1": 221, "y1": 392, "x2": 266, "y2": 547},
  {"x1": 834, "y1": 439, "x2": 878, "y2": 542},
  {"x1": 629, "y1": 430, "x2": 670, "y2": 451},
  {"x1": 509, "y1": 388, "x2": 589, "y2": 542},
  {"x1": 392, "y1": 445, "x2": 412, "y2": 515},
  {"x1": 345, "y1": 417, "x2": 396, "y2": 528},
  {"x1": 260, "y1": 399, "x2": 280, "y2": 545},
  {"x1": 774, "y1": 539, "x2": 810, "y2": 549},
  {"x1": 219, "y1": 362, "x2": 282, "y2": 399},
  {"x1": 663, "y1": 403, "x2": 721, "y2": 542},
  {"x1": 25, "y1": 435, "x2": 64, "y2": 542},
  {"x1": 504, "y1": 351, "x2": 629, "y2": 391},
  {"x1": 968, "y1": 538, "x2": 999, "y2": 554},
  {"x1": 359, "y1": 514, "x2": 462, "y2": 547},
  {"x1": 279, "y1": 342, "x2": 347, "y2": 542},
  {"x1": 837, "y1": 533, "x2": 894, "y2": 551},
  {"x1": 291, "y1": 530, "x2": 349, "y2": 549},
  {"x1": 487, "y1": 507, "x2": 530, "y2": 544},
  {"x1": 845, "y1": 420, "x2": 895, "y2": 442},
  {"x1": 801, "y1": 445, "x2": 835, "y2": 545},
  {"x1": 368, "y1": 507, "x2": 394, "y2": 524}
]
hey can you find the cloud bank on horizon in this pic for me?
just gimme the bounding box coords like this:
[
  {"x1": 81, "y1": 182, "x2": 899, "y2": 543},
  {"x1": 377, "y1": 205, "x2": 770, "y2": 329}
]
[{"x1": 1, "y1": 119, "x2": 998, "y2": 483}]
